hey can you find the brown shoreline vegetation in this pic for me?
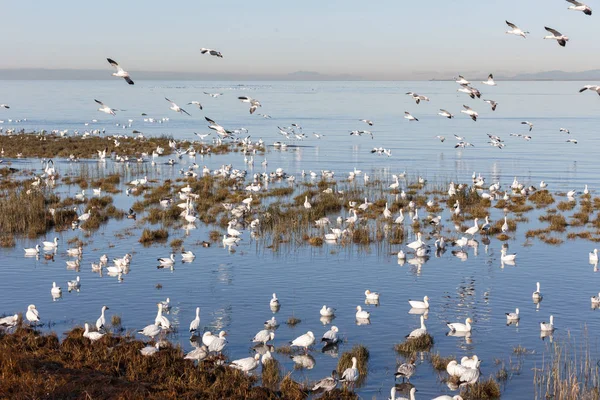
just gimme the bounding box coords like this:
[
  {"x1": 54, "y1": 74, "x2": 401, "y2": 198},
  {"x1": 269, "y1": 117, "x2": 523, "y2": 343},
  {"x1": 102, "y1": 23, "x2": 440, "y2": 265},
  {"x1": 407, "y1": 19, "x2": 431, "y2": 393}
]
[{"x1": 0, "y1": 326, "x2": 359, "y2": 400}]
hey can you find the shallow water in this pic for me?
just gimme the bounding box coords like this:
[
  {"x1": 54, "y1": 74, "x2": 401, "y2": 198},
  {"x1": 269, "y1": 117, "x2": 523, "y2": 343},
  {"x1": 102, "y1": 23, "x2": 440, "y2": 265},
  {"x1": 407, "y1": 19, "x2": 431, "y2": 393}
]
[{"x1": 1, "y1": 80, "x2": 600, "y2": 399}]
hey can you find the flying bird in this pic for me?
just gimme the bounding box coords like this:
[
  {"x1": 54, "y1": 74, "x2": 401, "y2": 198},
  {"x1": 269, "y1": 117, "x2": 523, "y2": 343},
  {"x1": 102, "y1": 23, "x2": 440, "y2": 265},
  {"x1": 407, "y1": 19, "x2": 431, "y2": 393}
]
[
  {"x1": 404, "y1": 111, "x2": 418, "y2": 121},
  {"x1": 206, "y1": 117, "x2": 232, "y2": 137},
  {"x1": 165, "y1": 98, "x2": 191, "y2": 116},
  {"x1": 481, "y1": 74, "x2": 497, "y2": 86},
  {"x1": 560, "y1": 128, "x2": 570, "y2": 134},
  {"x1": 579, "y1": 85, "x2": 600, "y2": 95},
  {"x1": 505, "y1": 21, "x2": 528, "y2": 38},
  {"x1": 483, "y1": 99, "x2": 498, "y2": 111},
  {"x1": 406, "y1": 92, "x2": 430, "y2": 104},
  {"x1": 238, "y1": 96, "x2": 261, "y2": 114},
  {"x1": 460, "y1": 105, "x2": 478, "y2": 121},
  {"x1": 438, "y1": 109, "x2": 454, "y2": 119},
  {"x1": 566, "y1": 139, "x2": 578, "y2": 144},
  {"x1": 455, "y1": 75, "x2": 470, "y2": 85},
  {"x1": 521, "y1": 121, "x2": 534, "y2": 131},
  {"x1": 544, "y1": 27, "x2": 569, "y2": 47},
  {"x1": 566, "y1": 0, "x2": 592, "y2": 15},
  {"x1": 200, "y1": 48, "x2": 223, "y2": 58},
  {"x1": 360, "y1": 119, "x2": 373, "y2": 126},
  {"x1": 204, "y1": 92, "x2": 223, "y2": 97},
  {"x1": 0, "y1": 104, "x2": 9, "y2": 109},
  {"x1": 187, "y1": 101, "x2": 203, "y2": 110},
  {"x1": 95, "y1": 100, "x2": 116, "y2": 116},
  {"x1": 106, "y1": 58, "x2": 134, "y2": 85},
  {"x1": 457, "y1": 84, "x2": 481, "y2": 99}
]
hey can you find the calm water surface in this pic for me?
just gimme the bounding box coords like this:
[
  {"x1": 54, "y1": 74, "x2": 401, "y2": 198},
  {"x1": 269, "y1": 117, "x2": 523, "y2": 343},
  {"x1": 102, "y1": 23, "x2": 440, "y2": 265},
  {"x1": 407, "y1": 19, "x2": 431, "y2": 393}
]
[{"x1": 1, "y1": 80, "x2": 600, "y2": 399}]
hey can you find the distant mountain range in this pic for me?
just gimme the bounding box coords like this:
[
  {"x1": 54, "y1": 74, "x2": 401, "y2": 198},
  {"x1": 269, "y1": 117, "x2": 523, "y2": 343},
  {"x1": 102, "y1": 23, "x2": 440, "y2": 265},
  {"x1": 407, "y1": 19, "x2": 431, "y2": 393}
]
[{"x1": 0, "y1": 68, "x2": 599, "y2": 81}]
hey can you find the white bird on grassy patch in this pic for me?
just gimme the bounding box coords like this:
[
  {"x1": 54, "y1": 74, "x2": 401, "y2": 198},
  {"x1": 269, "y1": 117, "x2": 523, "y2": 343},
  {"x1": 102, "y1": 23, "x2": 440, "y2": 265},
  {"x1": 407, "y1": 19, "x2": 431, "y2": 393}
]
[
  {"x1": 96, "y1": 305, "x2": 109, "y2": 331},
  {"x1": 230, "y1": 354, "x2": 261, "y2": 373},
  {"x1": 83, "y1": 323, "x2": 105, "y2": 342}
]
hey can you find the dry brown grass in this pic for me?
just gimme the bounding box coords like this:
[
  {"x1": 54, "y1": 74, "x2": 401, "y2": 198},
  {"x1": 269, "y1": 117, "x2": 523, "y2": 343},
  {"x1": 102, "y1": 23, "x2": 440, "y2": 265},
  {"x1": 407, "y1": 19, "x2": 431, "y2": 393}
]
[
  {"x1": 460, "y1": 376, "x2": 501, "y2": 399},
  {"x1": 139, "y1": 228, "x2": 169, "y2": 245},
  {"x1": 394, "y1": 334, "x2": 434, "y2": 356},
  {"x1": 430, "y1": 351, "x2": 454, "y2": 371}
]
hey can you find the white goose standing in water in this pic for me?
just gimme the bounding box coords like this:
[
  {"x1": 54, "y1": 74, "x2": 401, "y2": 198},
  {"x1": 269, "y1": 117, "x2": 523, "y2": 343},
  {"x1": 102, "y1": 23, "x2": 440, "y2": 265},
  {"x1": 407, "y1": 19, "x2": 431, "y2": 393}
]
[
  {"x1": 532, "y1": 282, "x2": 543, "y2": 301},
  {"x1": 590, "y1": 249, "x2": 599, "y2": 263},
  {"x1": 447, "y1": 317, "x2": 473, "y2": 332}
]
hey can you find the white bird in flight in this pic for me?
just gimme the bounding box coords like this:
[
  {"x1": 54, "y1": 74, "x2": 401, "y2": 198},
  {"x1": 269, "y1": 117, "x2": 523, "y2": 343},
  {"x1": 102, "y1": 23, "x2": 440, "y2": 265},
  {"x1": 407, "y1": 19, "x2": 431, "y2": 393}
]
[
  {"x1": 438, "y1": 109, "x2": 454, "y2": 119},
  {"x1": 566, "y1": 0, "x2": 592, "y2": 15},
  {"x1": 579, "y1": 85, "x2": 600, "y2": 95},
  {"x1": 544, "y1": 27, "x2": 569, "y2": 47},
  {"x1": 455, "y1": 75, "x2": 470, "y2": 85},
  {"x1": 0, "y1": 104, "x2": 9, "y2": 109},
  {"x1": 505, "y1": 21, "x2": 528, "y2": 38},
  {"x1": 204, "y1": 92, "x2": 223, "y2": 97},
  {"x1": 165, "y1": 98, "x2": 191, "y2": 116},
  {"x1": 200, "y1": 48, "x2": 223, "y2": 58},
  {"x1": 481, "y1": 74, "x2": 496, "y2": 86},
  {"x1": 460, "y1": 105, "x2": 478, "y2": 121},
  {"x1": 106, "y1": 58, "x2": 134, "y2": 85},
  {"x1": 187, "y1": 101, "x2": 203, "y2": 110},
  {"x1": 238, "y1": 96, "x2": 261, "y2": 114},
  {"x1": 521, "y1": 121, "x2": 534, "y2": 131},
  {"x1": 95, "y1": 99, "x2": 116, "y2": 116},
  {"x1": 483, "y1": 99, "x2": 498, "y2": 111},
  {"x1": 404, "y1": 111, "x2": 418, "y2": 121},
  {"x1": 360, "y1": 119, "x2": 373, "y2": 126}
]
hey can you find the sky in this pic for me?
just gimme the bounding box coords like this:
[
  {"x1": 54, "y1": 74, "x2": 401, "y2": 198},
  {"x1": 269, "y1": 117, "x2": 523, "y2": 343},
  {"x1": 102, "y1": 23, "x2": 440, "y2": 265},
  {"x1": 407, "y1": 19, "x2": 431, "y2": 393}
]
[{"x1": 2, "y1": 0, "x2": 599, "y2": 79}]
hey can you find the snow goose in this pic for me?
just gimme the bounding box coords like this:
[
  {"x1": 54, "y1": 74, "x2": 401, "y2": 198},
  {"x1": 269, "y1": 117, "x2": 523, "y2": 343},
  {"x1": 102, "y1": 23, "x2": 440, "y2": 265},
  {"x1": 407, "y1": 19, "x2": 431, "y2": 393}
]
[
  {"x1": 340, "y1": 357, "x2": 359, "y2": 387},
  {"x1": 408, "y1": 296, "x2": 429, "y2": 309},
  {"x1": 446, "y1": 360, "x2": 467, "y2": 377},
  {"x1": 360, "y1": 119, "x2": 373, "y2": 126},
  {"x1": 24, "y1": 244, "x2": 40, "y2": 255},
  {"x1": 461, "y1": 355, "x2": 479, "y2": 369},
  {"x1": 187, "y1": 101, "x2": 203, "y2": 110},
  {"x1": 182, "y1": 250, "x2": 196, "y2": 261},
  {"x1": 264, "y1": 316, "x2": 278, "y2": 330},
  {"x1": 407, "y1": 232, "x2": 424, "y2": 250},
  {"x1": 481, "y1": 74, "x2": 496, "y2": 86},
  {"x1": 140, "y1": 343, "x2": 160, "y2": 356},
  {"x1": 438, "y1": 109, "x2": 454, "y2": 119},
  {"x1": 567, "y1": 0, "x2": 592, "y2": 15},
  {"x1": 447, "y1": 317, "x2": 472, "y2": 332},
  {"x1": 355, "y1": 305, "x2": 370, "y2": 319},
  {"x1": 505, "y1": 21, "x2": 528, "y2": 38},
  {"x1": 312, "y1": 370, "x2": 338, "y2": 392},
  {"x1": 67, "y1": 246, "x2": 83, "y2": 256},
  {"x1": 501, "y1": 248, "x2": 517, "y2": 262},
  {"x1": 200, "y1": 48, "x2": 223, "y2": 58},
  {"x1": 252, "y1": 329, "x2": 275, "y2": 344},
  {"x1": 304, "y1": 196, "x2": 312, "y2": 209},
  {"x1": 67, "y1": 276, "x2": 81, "y2": 291},
  {"x1": 455, "y1": 75, "x2": 470, "y2": 85},
  {"x1": 208, "y1": 331, "x2": 227, "y2": 353},
  {"x1": 389, "y1": 387, "x2": 417, "y2": 400},
  {"x1": 165, "y1": 97, "x2": 191, "y2": 116},
  {"x1": 138, "y1": 323, "x2": 161, "y2": 339},
  {"x1": 189, "y1": 307, "x2": 201, "y2": 335},
  {"x1": 460, "y1": 105, "x2": 478, "y2": 121},
  {"x1": 322, "y1": 326, "x2": 339, "y2": 344},
  {"x1": 95, "y1": 99, "x2": 116, "y2": 116},
  {"x1": 106, "y1": 58, "x2": 134, "y2": 85},
  {"x1": 155, "y1": 303, "x2": 171, "y2": 329},
  {"x1": 483, "y1": 99, "x2": 498, "y2": 111},
  {"x1": 394, "y1": 210, "x2": 405, "y2": 224},
  {"x1": 184, "y1": 344, "x2": 209, "y2": 361},
  {"x1": 544, "y1": 27, "x2": 569, "y2": 47},
  {"x1": 591, "y1": 293, "x2": 600, "y2": 304},
  {"x1": 43, "y1": 237, "x2": 59, "y2": 249},
  {"x1": 501, "y1": 217, "x2": 509, "y2": 233},
  {"x1": 269, "y1": 293, "x2": 280, "y2": 307},
  {"x1": 320, "y1": 305, "x2": 335, "y2": 317},
  {"x1": 404, "y1": 112, "x2": 418, "y2": 121},
  {"x1": 364, "y1": 290, "x2": 380, "y2": 301},
  {"x1": 506, "y1": 308, "x2": 520, "y2": 322},
  {"x1": 83, "y1": 323, "x2": 105, "y2": 342},
  {"x1": 96, "y1": 305, "x2": 109, "y2": 331},
  {"x1": 383, "y1": 202, "x2": 392, "y2": 218},
  {"x1": 579, "y1": 85, "x2": 600, "y2": 95},
  {"x1": 157, "y1": 254, "x2": 175, "y2": 266},
  {"x1": 290, "y1": 331, "x2": 315, "y2": 351},
  {"x1": 222, "y1": 235, "x2": 240, "y2": 247},
  {"x1": 540, "y1": 315, "x2": 555, "y2": 331},
  {"x1": 567, "y1": 189, "x2": 576, "y2": 197},
  {"x1": 590, "y1": 249, "x2": 598, "y2": 263},
  {"x1": 432, "y1": 396, "x2": 464, "y2": 400},
  {"x1": 459, "y1": 362, "x2": 481, "y2": 385},
  {"x1": 406, "y1": 315, "x2": 427, "y2": 339},
  {"x1": 464, "y1": 218, "x2": 479, "y2": 236},
  {"x1": 0, "y1": 314, "x2": 18, "y2": 328},
  {"x1": 532, "y1": 282, "x2": 543, "y2": 301},
  {"x1": 50, "y1": 282, "x2": 62, "y2": 296},
  {"x1": 395, "y1": 356, "x2": 416, "y2": 381},
  {"x1": 230, "y1": 354, "x2": 261, "y2": 373}
]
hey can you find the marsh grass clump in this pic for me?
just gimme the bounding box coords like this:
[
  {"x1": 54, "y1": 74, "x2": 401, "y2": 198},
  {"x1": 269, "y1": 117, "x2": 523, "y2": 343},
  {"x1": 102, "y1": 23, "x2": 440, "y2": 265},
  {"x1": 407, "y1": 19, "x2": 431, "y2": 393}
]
[
  {"x1": 139, "y1": 228, "x2": 169, "y2": 245},
  {"x1": 261, "y1": 358, "x2": 281, "y2": 389},
  {"x1": 540, "y1": 235, "x2": 564, "y2": 246},
  {"x1": 394, "y1": 333, "x2": 434, "y2": 356},
  {"x1": 286, "y1": 316, "x2": 301, "y2": 326},
  {"x1": 352, "y1": 227, "x2": 372, "y2": 245},
  {"x1": 337, "y1": 345, "x2": 369, "y2": 387},
  {"x1": 496, "y1": 233, "x2": 510, "y2": 241},
  {"x1": 529, "y1": 190, "x2": 555, "y2": 208},
  {"x1": 513, "y1": 345, "x2": 530, "y2": 355},
  {"x1": 539, "y1": 214, "x2": 568, "y2": 232},
  {"x1": 460, "y1": 376, "x2": 501, "y2": 400},
  {"x1": 0, "y1": 234, "x2": 15, "y2": 247},
  {"x1": 280, "y1": 373, "x2": 306, "y2": 400},
  {"x1": 557, "y1": 200, "x2": 576, "y2": 212},
  {"x1": 308, "y1": 236, "x2": 324, "y2": 246},
  {"x1": 430, "y1": 351, "x2": 454, "y2": 371},
  {"x1": 170, "y1": 238, "x2": 184, "y2": 250}
]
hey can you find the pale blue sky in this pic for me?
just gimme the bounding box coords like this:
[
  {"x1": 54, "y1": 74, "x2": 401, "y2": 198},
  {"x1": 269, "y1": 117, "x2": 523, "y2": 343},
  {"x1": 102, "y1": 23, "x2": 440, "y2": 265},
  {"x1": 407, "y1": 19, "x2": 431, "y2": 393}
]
[{"x1": 3, "y1": 0, "x2": 598, "y2": 78}]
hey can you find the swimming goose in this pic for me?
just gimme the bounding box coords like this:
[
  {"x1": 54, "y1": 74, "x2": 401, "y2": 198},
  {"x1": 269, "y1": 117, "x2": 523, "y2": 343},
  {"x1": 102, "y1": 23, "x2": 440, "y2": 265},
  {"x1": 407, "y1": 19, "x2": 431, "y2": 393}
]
[
  {"x1": 394, "y1": 359, "x2": 417, "y2": 385},
  {"x1": 481, "y1": 74, "x2": 496, "y2": 86},
  {"x1": 43, "y1": 237, "x2": 59, "y2": 249},
  {"x1": 505, "y1": 20, "x2": 528, "y2": 38},
  {"x1": 340, "y1": 357, "x2": 359, "y2": 387},
  {"x1": 567, "y1": 0, "x2": 592, "y2": 15},
  {"x1": 138, "y1": 323, "x2": 161, "y2": 339},
  {"x1": 67, "y1": 246, "x2": 83, "y2": 256},
  {"x1": 438, "y1": 109, "x2": 454, "y2": 119},
  {"x1": 67, "y1": 276, "x2": 81, "y2": 290},
  {"x1": 320, "y1": 305, "x2": 335, "y2": 317},
  {"x1": 591, "y1": 293, "x2": 600, "y2": 304},
  {"x1": 24, "y1": 244, "x2": 40, "y2": 255},
  {"x1": 540, "y1": 315, "x2": 555, "y2": 331},
  {"x1": 182, "y1": 250, "x2": 196, "y2": 261},
  {"x1": 460, "y1": 105, "x2": 478, "y2": 121},
  {"x1": 290, "y1": 331, "x2": 315, "y2": 351},
  {"x1": 544, "y1": 27, "x2": 569, "y2": 47},
  {"x1": 264, "y1": 316, "x2": 278, "y2": 330},
  {"x1": 322, "y1": 326, "x2": 339, "y2": 344},
  {"x1": 140, "y1": 342, "x2": 160, "y2": 356},
  {"x1": 50, "y1": 282, "x2": 62, "y2": 296},
  {"x1": 252, "y1": 329, "x2": 275, "y2": 344},
  {"x1": 447, "y1": 317, "x2": 472, "y2": 332},
  {"x1": 501, "y1": 248, "x2": 517, "y2": 262},
  {"x1": 312, "y1": 370, "x2": 338, "y2": 392},
  {"x1": 83, "y1": 323, "x2": 105, "y2": 342},
  {"x1": 106, "y1": 58, "x2": 134, "y2": 85},
  {"x1": 269, "y1": 293, "x2": 280, "y2": 308},
  {"x1": 96, "y1": 305, "x2": 109, "y2": 331},
  {"x1": 408, "y1": 296, "x2": 429, "y2": 309},
  {"x1": 389, "y1": 387, "x2": 417, "y2": 400},
  {"x1": 406, "y1": 315, "x2": 427, "y2": 339},
  {"x1": 208, "y1": 331, "x2": 228, "y2": 353},
  {"x1": 590, "y1": 249, "x2": 599, "y2": 263},
  {"x1": 222, "y1": 235, "x2": 241, "y2": 247},
  {"x1": 404, "y1": 111, "x2": 418, "y2": 121},
  {"x1": 189, "y1": 307, "x2": 201, "y2": 334},
  {"x1": 157, "y1": 254, "x2": 175, "y2": 266},
  {"x1": 506, "y1": 308, "x2": 520, "y2": 322},
  {"x1": 355, "y1": 305, "x2": 370, "y2": 319},
  {"x1": 364, "y1": 290, "x2": 380, "y2": 301},
  {"x1": 230, "y1": 354, "x2": 261, "y2": 373},
  {"x1": 226, "y1": 221, "x2": 242, "y2": 237},
  {"x1": 532, "y1": 282, "x2": 543, "y2": 301}
]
